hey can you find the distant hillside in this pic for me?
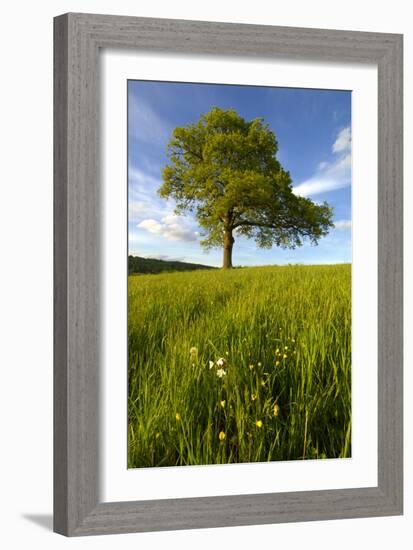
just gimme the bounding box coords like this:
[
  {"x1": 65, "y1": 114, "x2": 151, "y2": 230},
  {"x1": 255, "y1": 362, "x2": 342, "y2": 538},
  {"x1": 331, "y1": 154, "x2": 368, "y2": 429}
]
[{"x1": 128, "y1": 255, "x2": 217, "y2": 275}]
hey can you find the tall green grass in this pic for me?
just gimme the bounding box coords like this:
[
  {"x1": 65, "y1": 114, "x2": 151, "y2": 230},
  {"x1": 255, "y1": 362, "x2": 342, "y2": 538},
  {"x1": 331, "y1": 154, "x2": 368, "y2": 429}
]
[{"x1": 128, "y1": 264, "x2": 351, "y2": 467}]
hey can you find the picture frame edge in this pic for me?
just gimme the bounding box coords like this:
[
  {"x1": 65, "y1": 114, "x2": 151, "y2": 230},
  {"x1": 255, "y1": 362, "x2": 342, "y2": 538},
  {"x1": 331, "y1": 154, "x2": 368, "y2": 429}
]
[{"x1": 53, "y1": 12, "x2": 403, "y2": 537}]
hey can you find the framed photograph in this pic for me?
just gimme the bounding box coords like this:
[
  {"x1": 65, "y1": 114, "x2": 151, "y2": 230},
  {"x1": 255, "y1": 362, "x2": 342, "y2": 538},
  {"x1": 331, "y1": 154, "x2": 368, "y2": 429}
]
[{"x1": 54, "y1": 13, "x2": 403, "y2": 536}]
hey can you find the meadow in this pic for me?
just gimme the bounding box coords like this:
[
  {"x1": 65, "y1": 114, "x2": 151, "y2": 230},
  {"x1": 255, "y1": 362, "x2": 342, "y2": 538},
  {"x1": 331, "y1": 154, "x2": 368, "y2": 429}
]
[{"x1": 128, "y1": 264, "x2": 351, "y2": 468}]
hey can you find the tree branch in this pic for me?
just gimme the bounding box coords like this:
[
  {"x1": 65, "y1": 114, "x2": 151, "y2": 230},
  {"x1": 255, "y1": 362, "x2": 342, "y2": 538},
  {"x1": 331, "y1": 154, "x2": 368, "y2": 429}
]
[{"x1": 233, "y1": 219, "x2": 319, "y2": 237}]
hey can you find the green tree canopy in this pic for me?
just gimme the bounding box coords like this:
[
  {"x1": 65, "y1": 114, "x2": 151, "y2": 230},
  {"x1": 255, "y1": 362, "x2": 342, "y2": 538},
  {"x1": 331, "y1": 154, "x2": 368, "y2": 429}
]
[{"x1": 159, "y1": 107, "x2": 333, "y2": 268}]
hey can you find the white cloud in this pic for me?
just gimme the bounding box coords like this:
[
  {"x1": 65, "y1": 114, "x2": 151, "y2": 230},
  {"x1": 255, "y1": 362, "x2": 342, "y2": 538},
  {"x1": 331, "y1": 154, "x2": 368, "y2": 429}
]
[
  {"x1": 128, "y1": 166, "x2": 162, "y2": 196},
  {"x1": 128, "y1": 165, "x2": 178, "y2": 223},
  {"x1": 332, "y1": 126, "x2": 351, "y2": 154},
  {"x1": 293, "y1": 126, "x2": 351, "y2": 197},
  {"x1": 129, "y1": 166, "x2": 201, "y2": 242},
  {"x1": 138, "y1": 219, "x2": 163, "y2": 234},
  {"x1": 129, "y1": 200, "x2": 165, "y2": 222},
  {"x1": 137, "y1": 214, "x2": 198, "y2": 242},
  {"x1": 334, "y1": 219, "x2": 352, "y2": 230}
]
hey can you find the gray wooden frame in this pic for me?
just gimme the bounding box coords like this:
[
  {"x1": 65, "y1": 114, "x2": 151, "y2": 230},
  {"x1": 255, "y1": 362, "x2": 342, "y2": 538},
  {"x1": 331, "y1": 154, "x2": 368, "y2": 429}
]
[{"x1": 54, "y1": 12, "x2": 403, "y2": 537}]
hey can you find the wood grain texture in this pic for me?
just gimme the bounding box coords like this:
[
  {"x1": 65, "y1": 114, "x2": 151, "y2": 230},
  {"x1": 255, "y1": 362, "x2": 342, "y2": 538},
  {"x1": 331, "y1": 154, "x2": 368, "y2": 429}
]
[
  {"x1": 377, "y1": 33, "x2": 403, "y2": 509},
  {"x1": 53, "y1": 14, "x2": 69, "y2": 536},
  {"x1": 54, "y1": 13, "x2": 100, "y2": 535},
  {"x1": 53, "y1": 13, "x2": 403, "y2": 536}
]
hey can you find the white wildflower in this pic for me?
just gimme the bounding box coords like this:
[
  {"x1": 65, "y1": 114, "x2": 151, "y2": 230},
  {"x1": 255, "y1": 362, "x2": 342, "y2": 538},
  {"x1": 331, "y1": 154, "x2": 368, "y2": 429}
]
[
  {"x1": 216, "y1": 358, "x2": 225, "y2": 367},
  {"x1": 209, "y1": 360, "x2": 215, "y2": 369},
  {"x1": 216, "y1": 368, "x2": 227, "y2": 378}
]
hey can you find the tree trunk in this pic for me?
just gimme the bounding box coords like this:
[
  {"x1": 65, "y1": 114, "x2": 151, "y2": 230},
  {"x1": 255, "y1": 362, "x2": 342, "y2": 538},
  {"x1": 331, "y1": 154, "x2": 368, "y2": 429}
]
[{"x1": 223, "y1": 228, "x2": 234, "y2": 268}]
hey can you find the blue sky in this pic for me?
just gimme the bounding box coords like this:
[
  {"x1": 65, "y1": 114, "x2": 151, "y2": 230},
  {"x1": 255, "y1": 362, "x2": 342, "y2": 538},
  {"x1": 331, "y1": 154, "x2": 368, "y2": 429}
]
[{"x1": 128, "y1": 80, "x2": 351, "y2": 267}]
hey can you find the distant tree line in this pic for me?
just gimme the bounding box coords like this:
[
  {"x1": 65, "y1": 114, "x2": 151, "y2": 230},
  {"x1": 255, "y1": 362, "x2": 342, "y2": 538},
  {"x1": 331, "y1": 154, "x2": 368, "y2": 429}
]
[{"x1": 128, "y1": 255, "x2": 216, "y2": 275}]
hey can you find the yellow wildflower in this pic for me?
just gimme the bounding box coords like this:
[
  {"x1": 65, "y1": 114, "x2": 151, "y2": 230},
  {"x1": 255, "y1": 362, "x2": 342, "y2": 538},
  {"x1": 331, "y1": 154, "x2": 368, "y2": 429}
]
[
  {"x1": 273, "y1": 404, "x2": 280, "y2": 417},
  {"x1": 283, "y1": 354, "x2": 288, "y2": 359},
  {"x1": 257, "y1": 362, "x2": 262, "y2": 367},
  {"x1": 275, "y1": 360, "x2": 280, "y2": 366},
  {"x1": 256, "y1": 420, "x2": 263, "y2": 428},
  {"x1": 219, "y1": 431, "x2": 226, "y2": 441},
  {"x1": 251, "y1": 393, "x2": 257, "y2": 401},
  {"x1": 175, "y1": 413, "x2": 181, "y2": 421},
  {"x1": 249, "y1": 364, "x2": 255, "y2": 370},
  {"x1": 220, "y1": 400, "x2": 226, "y2": 408},
  {"x1": 284, "y1": 346, "x2": 288, "y2": 351}
]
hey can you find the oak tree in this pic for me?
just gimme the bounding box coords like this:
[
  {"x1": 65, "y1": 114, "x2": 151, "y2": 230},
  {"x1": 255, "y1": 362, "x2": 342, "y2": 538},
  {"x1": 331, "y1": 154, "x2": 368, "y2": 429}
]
[{"x1": 159, "y1": 107, "x2": 333, "y2": 268}]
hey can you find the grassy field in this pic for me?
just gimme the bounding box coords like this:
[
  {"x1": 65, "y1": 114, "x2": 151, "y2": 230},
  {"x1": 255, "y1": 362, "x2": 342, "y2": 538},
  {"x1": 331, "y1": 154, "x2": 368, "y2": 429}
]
[{"x1": 128, "y1": 264, "x2": 351, "y2": 468}]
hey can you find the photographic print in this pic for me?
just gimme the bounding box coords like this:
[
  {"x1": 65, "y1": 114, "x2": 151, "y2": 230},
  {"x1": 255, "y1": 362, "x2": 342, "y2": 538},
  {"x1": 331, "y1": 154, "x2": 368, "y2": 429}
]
[{"x1": 127, "y1": 80, "x2": 351, "y2": 468}]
